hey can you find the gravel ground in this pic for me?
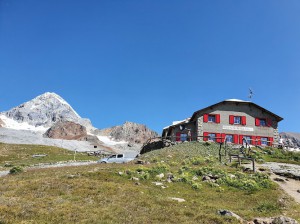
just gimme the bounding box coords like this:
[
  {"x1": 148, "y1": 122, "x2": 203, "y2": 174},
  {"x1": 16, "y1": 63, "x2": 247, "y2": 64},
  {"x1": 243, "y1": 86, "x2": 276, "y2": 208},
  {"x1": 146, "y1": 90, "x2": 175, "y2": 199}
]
[{"x1": 262, "y1": 162, "x2": 300, "y2": 179}]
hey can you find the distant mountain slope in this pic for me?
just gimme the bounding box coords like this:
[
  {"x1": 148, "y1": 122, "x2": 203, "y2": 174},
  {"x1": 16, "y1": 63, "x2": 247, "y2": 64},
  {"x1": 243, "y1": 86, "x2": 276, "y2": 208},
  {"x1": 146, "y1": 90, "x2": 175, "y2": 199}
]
[
  {"x1": 1, "y1": 92, "x2": 93, "y2": 131},
  {"x1": 97, "y1": 121, "x2": 159, "y2": 144},
  {"x1": 0, "y1": 93, "x2": 154, "y2": 154},
  {"x1": 280, "y1": 132, "x2": 300, "y2": 148}
]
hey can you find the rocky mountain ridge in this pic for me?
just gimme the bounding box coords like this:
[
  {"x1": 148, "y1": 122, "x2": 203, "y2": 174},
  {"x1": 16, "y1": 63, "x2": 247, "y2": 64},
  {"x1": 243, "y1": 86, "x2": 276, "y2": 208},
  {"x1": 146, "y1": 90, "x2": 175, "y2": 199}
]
[
  {"x1": 0, "y1": 92, "x2": 158, "y2": 153},
  {"x1": 280, "y1": 132, "x2": 300, "y2": 149},
  {"x1": 97, "y1": 121, "x2": 159, "y2": 144}
]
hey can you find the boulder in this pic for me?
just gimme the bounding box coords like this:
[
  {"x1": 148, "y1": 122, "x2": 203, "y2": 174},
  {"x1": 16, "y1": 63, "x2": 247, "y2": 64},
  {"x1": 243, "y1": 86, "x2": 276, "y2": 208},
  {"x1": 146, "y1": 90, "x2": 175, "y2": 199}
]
[
  {"x1": 156, "y1": 173, "x2": 165, "y2": 179},
  {"x1": 250, "y1": 216, "x2": 298, "y2": 224},
  {"x1": 217, "y1": 209, "x2": 243, "y2": 223},
  {"x1": 169, "y1": 197, "x2": 185, "y2": 202}
]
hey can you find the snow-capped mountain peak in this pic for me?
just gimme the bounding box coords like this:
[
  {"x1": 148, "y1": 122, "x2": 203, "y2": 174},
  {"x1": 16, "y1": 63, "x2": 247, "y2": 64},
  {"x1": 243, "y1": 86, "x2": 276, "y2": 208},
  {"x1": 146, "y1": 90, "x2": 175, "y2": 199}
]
[
  {"x1": 31, "y1": 92, "x2": 81, "y2": 118},
  {"x1": 1, "y1": 92, "x2": 92, "y2": 130}
]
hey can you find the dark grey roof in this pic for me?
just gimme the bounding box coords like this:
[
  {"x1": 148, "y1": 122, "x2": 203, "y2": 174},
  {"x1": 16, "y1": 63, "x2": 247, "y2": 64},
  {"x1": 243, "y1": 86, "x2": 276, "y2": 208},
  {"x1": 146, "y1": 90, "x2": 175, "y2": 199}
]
[{"x1": 190, "y1": 99, "x2": 283, "y2": 122}]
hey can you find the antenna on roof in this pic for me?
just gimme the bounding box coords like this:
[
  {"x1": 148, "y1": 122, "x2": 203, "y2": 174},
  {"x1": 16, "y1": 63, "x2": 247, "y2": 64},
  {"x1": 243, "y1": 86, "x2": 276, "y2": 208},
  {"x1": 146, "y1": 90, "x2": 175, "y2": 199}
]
[{"x1": 248, "y1": 88, "x2": 254, "y2": 100}]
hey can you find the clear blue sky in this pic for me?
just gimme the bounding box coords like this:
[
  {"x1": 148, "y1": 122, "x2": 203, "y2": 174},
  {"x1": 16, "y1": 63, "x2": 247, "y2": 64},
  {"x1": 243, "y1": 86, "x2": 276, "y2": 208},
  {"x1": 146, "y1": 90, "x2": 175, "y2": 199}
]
[{"x1": 0, "y1": 0, "x2": 299, "y2": 133}]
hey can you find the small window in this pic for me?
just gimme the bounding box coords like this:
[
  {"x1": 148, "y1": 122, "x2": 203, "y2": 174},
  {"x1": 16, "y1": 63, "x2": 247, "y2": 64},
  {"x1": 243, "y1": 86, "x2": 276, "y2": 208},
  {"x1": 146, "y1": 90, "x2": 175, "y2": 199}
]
[
  {"x1": 256, "y1": 118, "x2": 269, "y2": 127},
  {"x1": 261, "y1": 137, "x2": 268, "y2": 145},
  {"x1": 234, "y1": 116, "x2": 241, "y2": 124},
  {"x1": 225, "y1": 135, "x2": 233, "y2": 143},
  {"x1": 110, "y1": 155, "x2": 116, "y2": 158},
  {"x1": 208, "y1": 115, "x2": 216, "y2": 122},
  {"x1": 260, "y1": 119, "x2": 267, "y2": 126},
  {"x1": 243, "y1": 136, "x2": 252, "y2": 145},
  {"x1": 117, "y1": 154, "x2": 123, "y2": 158},
  {"x1": 180, "y1": 133, "x2": 187, "y2": 141},
  {"x1": 230, "y1": 115, "x2": 246, "y2": 125},
  {"x1": 208, "y1": 133, "x2": 216, "y2": 142}
]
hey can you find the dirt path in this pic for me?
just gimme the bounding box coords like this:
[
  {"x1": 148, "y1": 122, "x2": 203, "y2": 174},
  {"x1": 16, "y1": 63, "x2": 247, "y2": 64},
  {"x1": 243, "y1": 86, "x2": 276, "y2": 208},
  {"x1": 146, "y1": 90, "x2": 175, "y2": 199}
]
[
  {"x1": 270, "y1": 173, "x2": 300, "y2": 203},
  {"x1": 260, "y1": 163, "x2": 300, "y2": 204}
]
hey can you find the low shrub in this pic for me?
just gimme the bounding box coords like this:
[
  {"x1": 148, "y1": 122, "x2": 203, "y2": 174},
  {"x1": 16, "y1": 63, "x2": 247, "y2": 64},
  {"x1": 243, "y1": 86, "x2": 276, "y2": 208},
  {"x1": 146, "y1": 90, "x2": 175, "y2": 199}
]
[
  {"x1": 255, "y1": 201, "x2": 280, "y2": 213},
  {"x1": 9, "y1": 166, "x2": 23, "y2": 174}
]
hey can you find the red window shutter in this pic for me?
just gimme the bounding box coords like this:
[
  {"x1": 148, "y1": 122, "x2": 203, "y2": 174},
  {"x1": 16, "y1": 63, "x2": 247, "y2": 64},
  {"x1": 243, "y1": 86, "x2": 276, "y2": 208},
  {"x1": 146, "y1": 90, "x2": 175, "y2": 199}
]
[
  {"x1": 203, "y1": 132, "x2": 208, "y2": 141},
  {"x1": 241, "y1": 116, "x2": 246, "y2": 125},
  {"x1": 221, "y1": 133, "x2": 226, "y2": 143},
  {"x1": 216, "y1": 133, "x2": 221, "y2": 143},
  {"x1": 233, "y1": 134, "x2": 238, "y2": 144},
  {"x1": 255, "y1": 118, "x2": 260, "y2": 126},
  {"x1": 239, "y1": 135, "x2": 244, "y2": 144},
  {"x1": 216, "y1": 114, "x2": 220, "y2": 123},
  {"x1": 176, "y1": 132, "x2": 181, "y2": 142},
  {"x1": 267, "y1": 118, "x2": 272, "y2": 127},
  {"x1": 203, "y1": 114, "x2": 208, "y2": 123},
  {"x1": 269, "y1": 137, "x2": 273, "y2": 146},
  {"x1": 229, "y1": 115, "x2": 234, "y2": 124},
  {"x1": 256, "y1": 136, "x2": 261, "y2": 145},
  {"x1": 251, "y1": 136, "x2": 256, "y2": 146}
]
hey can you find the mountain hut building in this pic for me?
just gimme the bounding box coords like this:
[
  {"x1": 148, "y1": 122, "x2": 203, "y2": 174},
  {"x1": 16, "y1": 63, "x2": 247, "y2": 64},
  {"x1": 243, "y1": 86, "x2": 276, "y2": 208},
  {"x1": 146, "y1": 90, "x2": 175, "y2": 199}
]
[{"x1": 162, "y1": 99, "x2": 283, "y2": 147}]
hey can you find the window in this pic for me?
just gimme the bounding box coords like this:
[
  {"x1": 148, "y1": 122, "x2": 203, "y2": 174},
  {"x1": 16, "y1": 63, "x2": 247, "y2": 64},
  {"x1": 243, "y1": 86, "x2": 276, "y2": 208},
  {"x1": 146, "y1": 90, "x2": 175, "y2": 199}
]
[
  {"x1": 229, "y1": 115, "x2": 246, "y2": 125},
  {"x1": 260, "y1": 119, "x2": 267, "y2": 126},
  {"x1": 225, "y1": 135, "x2": 233, "y2": 143},
  {"x1": 255, "y1": 118, "x2": 272, "y2": 127},
  {"x1": 234, "y1": 116, "x2": 241, "y2": 124},
  {"x1": 208, "y1": 133, "x2": 216, "y2": 142},
  {"x1": 243, "y1": 136, "x2": 252, "y2": 145},
  {"x1": 203, "y1": 114, "x2": 220, "y2": 123},
  {"x1": 261, "y1": 137, "x2": 268, "y2": 145},
  {"x1": 208, "y1": 115, "x2": 216, "y2": 122},
  {"x1": 180, "y1": 133, "x2": 187, "y2": 141},
  {"x1": 117, "y1": 154, "x2": 123, "y2": 158}
]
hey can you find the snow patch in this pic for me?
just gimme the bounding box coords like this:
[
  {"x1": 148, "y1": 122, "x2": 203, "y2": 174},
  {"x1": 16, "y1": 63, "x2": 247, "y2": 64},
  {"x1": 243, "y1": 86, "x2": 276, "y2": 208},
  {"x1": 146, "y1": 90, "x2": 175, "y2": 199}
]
[
  {"x1": 0, "y1": 115, "x2": 47, "y2": 132},
  {"x1": 97, "y1": 135, "x2": 128, "y2": 146}
]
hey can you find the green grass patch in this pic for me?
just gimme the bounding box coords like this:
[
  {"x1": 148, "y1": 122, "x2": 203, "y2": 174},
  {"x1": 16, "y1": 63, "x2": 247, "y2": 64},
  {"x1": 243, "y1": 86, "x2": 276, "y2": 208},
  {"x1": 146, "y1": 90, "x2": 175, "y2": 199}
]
[
  {"x1": 0, "y1": 142, "x2": 98, "y2": 169},
  {"x1": 0, "y1": 142, "x2": 299, "y2": 223},
  {"x1": 260, "y1": 147, "x2": 300, "y2": 165}
]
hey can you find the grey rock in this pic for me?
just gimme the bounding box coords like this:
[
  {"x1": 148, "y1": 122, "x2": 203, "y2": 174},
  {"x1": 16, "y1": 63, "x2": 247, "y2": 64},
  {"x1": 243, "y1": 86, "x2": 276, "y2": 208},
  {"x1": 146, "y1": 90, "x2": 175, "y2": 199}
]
[
  {"x1": 202, "y1": 176, "x2": 211, "y2": 181},
  {"x1": 217, "y1": 210, "x2": 243, "y2": 223},
  {"x1": 156, "y1": 173, "x2": 164, "y2": 179},
  {"x1": 251, "y1": 216, "x2": 298, "y2": 224},
  {"x1": 167, "y1": 173, "x2": 174, "y2": 182}
]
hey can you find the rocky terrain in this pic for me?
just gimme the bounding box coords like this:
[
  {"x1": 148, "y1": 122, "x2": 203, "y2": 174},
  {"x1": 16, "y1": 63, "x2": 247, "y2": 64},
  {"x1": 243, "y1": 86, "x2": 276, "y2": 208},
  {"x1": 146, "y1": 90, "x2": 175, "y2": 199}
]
[
  {"x1": 96, "y1": 121, "x2": 158, "y2": 144},
  {"x1": 44, "y1": 121, "x2": 88, "y2": 140},
  {"x1": 280, "y1": 132, "x2": 300, "y2": 149},
  {"x1": 0, "y1": 128, "x2": 96, "y2": 151},
  {"x1": 44, "y1": 121, "x2": 103, "y2": 146},
  {"x1": 0, "y1": 92, "x2": 157, "y2": 154}
]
